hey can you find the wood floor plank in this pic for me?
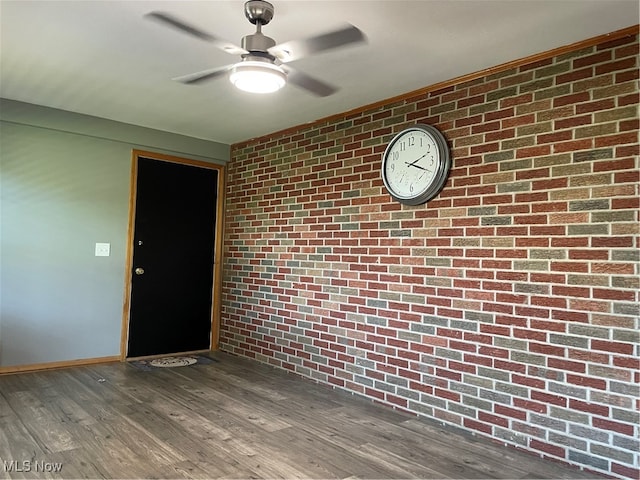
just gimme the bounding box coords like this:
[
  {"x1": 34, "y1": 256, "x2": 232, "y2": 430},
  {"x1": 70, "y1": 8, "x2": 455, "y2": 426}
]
[
  {"x1": 187, "y1": 386, "x2": 293, "y2": 433},
  {"x1": 147, "y1": 459, "x2": 241, "y2": 480},
  {"x1": 140, "y1": 393, "x2": 292, "y2": 478},
  {"x1": 400, "y1": 418, "x2": 585, "y2": 480},
  {"x1": 320, "y1": 409, "x2": 527, "y2": 479},
  {"x1": 266, "y1": 423, "x2": 418, "y2": 479},
  {"x1": 0, "y1": 416, "x2": 48, "y2": 469},
  {"x1": 0, "y1": 390, "x2": 17, "y2": 422},
  {"x1": 72, "y1": 422, "x2": 154, "y2": 479},
  {"x1": 3, "y1": 391, "x2": 78, "y2": 455},
  {"x1": 38, "y1": 384, "x2": 96, "y2": 429},
  {"x1": 0, "y1": 352, "x2": 604, "y2": 480},
  {"x1": 262, "y1": 406, "x2": 487, "y2": 479}
]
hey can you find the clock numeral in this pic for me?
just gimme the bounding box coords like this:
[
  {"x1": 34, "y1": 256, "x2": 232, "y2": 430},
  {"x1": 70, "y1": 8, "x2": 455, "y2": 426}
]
[
  {"x1": 408, "y1": 136, "x2": 415, "y2": 147},
  {"x1": 392, "y1": 151, "x2": 399, "y2": 161}
]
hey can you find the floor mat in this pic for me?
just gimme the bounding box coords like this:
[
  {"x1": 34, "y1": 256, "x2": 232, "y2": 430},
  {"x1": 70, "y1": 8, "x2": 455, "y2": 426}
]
[{"x1": 129, "y1": 354, "x2": 218, "y2": 371}]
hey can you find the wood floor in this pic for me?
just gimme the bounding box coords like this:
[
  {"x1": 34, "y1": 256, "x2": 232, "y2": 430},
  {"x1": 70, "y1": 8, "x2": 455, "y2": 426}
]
[{"x1": 0, "y1": 351, "x2": 603, "y2": 479}]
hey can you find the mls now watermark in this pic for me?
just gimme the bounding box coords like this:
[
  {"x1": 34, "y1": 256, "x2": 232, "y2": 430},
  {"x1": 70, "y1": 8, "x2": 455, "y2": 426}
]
[{"x1": 3, "y1": 460, "x2": 63, "y2": 473}]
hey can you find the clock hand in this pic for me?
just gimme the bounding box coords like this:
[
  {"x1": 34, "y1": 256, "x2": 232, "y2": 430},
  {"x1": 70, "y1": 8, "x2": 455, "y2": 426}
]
[
  {"x1": 407, "y1": 164, "x2": 432, "y2": 172},
  {"x1": 405, "y1": 154, "x2": 426, "y2": 167}
]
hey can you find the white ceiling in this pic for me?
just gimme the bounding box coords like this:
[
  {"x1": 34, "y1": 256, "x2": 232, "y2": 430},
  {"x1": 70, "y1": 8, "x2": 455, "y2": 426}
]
[{"x1": 1, "y1": 0, "x2": 638, "y2": 145}]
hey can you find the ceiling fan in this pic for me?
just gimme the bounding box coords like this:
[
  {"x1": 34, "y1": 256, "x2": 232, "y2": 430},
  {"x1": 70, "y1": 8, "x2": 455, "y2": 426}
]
[{"x1": 146, "y1": 0, "x2": 367, "y2": 96}]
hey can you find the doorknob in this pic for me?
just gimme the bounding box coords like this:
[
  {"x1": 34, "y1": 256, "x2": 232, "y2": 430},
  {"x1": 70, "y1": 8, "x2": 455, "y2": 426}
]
[{"x1": 135, "y1": 267, "x2": 145, "y2": 275}]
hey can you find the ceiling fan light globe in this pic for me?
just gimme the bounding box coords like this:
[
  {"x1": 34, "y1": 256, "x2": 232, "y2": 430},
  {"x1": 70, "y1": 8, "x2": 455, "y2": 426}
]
[{"x1": 229, "y1": 61, "x2": 286, "y2": 94}]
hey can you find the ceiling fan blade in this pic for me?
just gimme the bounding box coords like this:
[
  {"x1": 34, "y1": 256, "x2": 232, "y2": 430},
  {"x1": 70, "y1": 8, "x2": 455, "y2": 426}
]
[
  {"x1": 281, "y1": 65, "x2": 337, "y2": 97},
  {"x1": 172, "y1": 65, "x2": 233, "y2": 85},
  {"x1": 146, "y1": 12, "x2": 248, "y2": 55},
  {"x1": 268, "y1": 24, "x2": 366, "y2": 63}
]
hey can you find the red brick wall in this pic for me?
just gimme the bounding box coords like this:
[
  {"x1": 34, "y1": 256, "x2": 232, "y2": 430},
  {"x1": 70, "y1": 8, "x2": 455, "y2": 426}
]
[{"x1": 221, "y1": 31, "x2": 639, "y2": 478}]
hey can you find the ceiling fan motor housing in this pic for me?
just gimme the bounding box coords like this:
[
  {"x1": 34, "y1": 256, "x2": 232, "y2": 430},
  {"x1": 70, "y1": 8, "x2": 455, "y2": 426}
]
[{"x1": 241, "y1": 32, "x2": 276, "y2": 54}]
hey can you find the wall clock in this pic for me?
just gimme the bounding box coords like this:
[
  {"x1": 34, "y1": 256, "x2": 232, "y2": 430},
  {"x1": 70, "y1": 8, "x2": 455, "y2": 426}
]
[{"x1": 381, "y1": 124, "x2": 451, "y2": 205}]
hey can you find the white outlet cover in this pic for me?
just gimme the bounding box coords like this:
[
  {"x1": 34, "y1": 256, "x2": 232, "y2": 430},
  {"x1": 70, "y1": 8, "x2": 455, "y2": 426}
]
[{"x1": 95, "y1": 243, "x2": 110, "y2": 257}]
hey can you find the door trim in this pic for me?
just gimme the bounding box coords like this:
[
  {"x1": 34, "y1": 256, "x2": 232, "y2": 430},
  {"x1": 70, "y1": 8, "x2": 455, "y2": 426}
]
[{"x1": 119, "y1": 149, "x2": 225, "y2": 360}]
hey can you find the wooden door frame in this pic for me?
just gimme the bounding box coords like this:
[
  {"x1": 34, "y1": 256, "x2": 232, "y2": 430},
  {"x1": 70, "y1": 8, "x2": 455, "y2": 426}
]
[{"x1": 119, "y1": 149, "x2": 226, "y2": 360}]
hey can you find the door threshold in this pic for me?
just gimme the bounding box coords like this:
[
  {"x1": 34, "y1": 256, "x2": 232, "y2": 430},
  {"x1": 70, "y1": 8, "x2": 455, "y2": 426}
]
[{"x1": 126, "y1": 349, "x2": 211, "y2": 362}]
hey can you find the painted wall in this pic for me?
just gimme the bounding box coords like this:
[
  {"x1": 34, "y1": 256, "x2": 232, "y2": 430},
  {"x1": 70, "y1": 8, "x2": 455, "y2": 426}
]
[
  {"x1": 221, "y1": 33, "x2": 639, "y2": 478},
  {"x1": 0, "y1": 99, "x2": 228, "y2": 368}
]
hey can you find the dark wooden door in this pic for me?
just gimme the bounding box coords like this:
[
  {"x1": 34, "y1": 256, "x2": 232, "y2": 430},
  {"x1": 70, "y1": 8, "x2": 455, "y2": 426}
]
[{"x1": 126, "y1": 156, "x2": 218, "y2": 358}]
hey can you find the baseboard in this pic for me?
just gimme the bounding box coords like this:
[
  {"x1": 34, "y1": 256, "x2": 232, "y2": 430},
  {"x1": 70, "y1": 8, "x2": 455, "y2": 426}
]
[{"x1": 0, "y1": 355, "x2": 121, "y2": 375}]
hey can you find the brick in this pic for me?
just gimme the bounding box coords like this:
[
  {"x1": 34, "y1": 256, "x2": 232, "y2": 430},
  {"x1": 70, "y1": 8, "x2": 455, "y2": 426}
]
[
  {"x1": 594, "y1": 105, "x2": 638, "y2": 122},
  {"x1": 568, "y1": 199, "x2": 610, "y2": 211},
  {"x1": 593, "y1": 82, "x2": 638, "y2": 101},
  {"x1": 571, "y1": 399, "x2": 610, "y2": 417},
  {"x1": 554, "y1": 138, "x2": 595, "y2": 153},
  {"x1": 568, "y1": 451, "x2": 610, "y2": 471},
  {"x1": 574, "y1": 122, "x2": 617, "y2": 139},
  {"x1": 556, "y1": 67, "x2": 593, "y2": 84},
  {"x1": 549, "y1": 432, "x2": 588, "y2": 452},
  {"x1": 611, "y1": 402, "x2": 640, "y2": 423},
  {"x1": 572, "y1": 148, "x2": 614, "y2": 162},
  {"x1": 554, "y1": 115, "x2": 592, "y2": 130},
  {"x1": 566, "y1": 374, "x2": 607, "y2": 390},
  {"x1": 553, "y1": 92, "x2": 590, "y2": 107},
  {"x1": 591, "y1": 236, "x2": 634, "y2": 248},
  {"x1": 536, "y1": 105, "x2": 575, "y2": 122},
  {"x1": 612, "y1": 464, "x2": 640, "y2": 480},
  {"x1": 569, "y1": 173, "x2": 618, "y2": 188},
  {"x1": 595, "y1": 57, "x2": 638, "y2": 75},
  {"x1": 538, "y1": 61, "x2": 573, "y2": 78},
  {"x1": 598, "y1": 34, "x2": 637, "y2": 50},
  {"x1": 550, "y1": 406, "x2": 590, "y2": 425},
  {"x1": 591, "y1": 340, "x2": 634, "y2": 355},
  {"x1": 594, "y1": 157, "x2": 637, "y2": 172},
  {"x1": 521, "y1": 78, "x2": 555, "y2": 95},
  {"x1": 573, "y1": 50, "x2": 612, "y2": 68},
  {"x1": 592, "y1": 418, "x2": 635, "y2": 436},
  {"x1": 529, "y1": 413, "x2": 566, "y2": 431},
  {"x1": 597, "y1": 133, "x2": 637, "y2": 152},
  {"x1": 531, "y1": 390, "x2": 567, "y2": 406}
]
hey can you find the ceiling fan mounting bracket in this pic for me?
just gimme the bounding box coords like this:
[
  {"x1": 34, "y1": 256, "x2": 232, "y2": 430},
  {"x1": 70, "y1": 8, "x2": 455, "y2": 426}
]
[{"x1": 244, "y1": 0, "x2": 275, "y2": 26}]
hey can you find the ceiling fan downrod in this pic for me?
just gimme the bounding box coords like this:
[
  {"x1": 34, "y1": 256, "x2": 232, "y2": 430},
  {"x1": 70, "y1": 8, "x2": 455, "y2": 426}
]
[{"x1": 241, "y1": 1, "x2": 277, "y2": 55}]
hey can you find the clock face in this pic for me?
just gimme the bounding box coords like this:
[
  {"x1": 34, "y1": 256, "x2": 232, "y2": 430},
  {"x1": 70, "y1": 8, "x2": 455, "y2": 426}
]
[{"x1": 381, "y1": 125, "x2": 451, "y2": 205}]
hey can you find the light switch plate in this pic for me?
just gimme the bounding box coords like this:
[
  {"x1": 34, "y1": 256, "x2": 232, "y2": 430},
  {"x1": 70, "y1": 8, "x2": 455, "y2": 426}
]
[{"x1": 95, "y1": 243, "x2": 110, "y2": 257}]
